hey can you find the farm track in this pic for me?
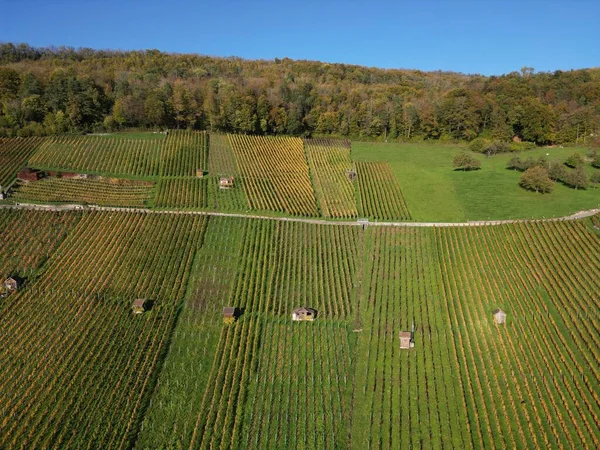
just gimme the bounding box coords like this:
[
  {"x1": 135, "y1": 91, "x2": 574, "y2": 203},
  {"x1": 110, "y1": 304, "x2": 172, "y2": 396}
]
[{"x1": 0, "y1": 203, "x2": 598, "y2": 227}]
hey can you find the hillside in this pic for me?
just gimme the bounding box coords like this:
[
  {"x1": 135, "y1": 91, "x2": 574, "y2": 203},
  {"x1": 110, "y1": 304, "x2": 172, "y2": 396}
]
[
  {"x1": 1, "y1": 43, "x2": 600, "y2": 145},
  {"x1": 0, "y1": 131, "x2": 598, "y2": 449},
  {"x1": 1, "y1": 132, "x2": 598, "y2": 221},
  {"x1": 0, "y1": 208, "x2": 598, "y2": 449}
]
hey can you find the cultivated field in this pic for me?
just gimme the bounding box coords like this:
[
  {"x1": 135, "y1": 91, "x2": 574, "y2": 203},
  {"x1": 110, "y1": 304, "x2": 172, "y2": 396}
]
[
  {"x1": 160, "y1": 130, "x2": 208, "y2": 177},
  {"x1": 229, "y1": 135, "x2": 320, "y2": 216},
  {"x1": 0, "y1": 137, "x2": 42, "y2": 186},
  {"x1": 11, "y1": 177, "x2": 154, "y2": 207},
  {"x1": 305, "y1": 138, "x2": 358, "y2": 218},
  {"x1": 0, "y1": 211, "x2": 207, "y2": 449},
  {"x1": 154, "y1": 178, "x2": 207, "y2": 209},
  {"x1": 0, "y1": 130, "x2": 598, "y2": 449},
  {"x1": 355, "y1": 161, "x2": 411, "y2": 220},
  {"x1": 29, "y1": 135, "x2": 164, "y2": 177}
]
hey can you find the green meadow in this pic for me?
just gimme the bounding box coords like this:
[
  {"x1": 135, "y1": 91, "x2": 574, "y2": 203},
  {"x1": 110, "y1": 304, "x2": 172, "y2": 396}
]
[{"x1": 352, "y1": 142, "x2": 600, "y2": 222}]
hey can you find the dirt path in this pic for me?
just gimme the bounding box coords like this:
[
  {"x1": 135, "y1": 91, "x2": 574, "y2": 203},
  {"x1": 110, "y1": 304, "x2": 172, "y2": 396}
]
[{"x1": 1, "y1": 203, "x2": 598, "y2": 228}]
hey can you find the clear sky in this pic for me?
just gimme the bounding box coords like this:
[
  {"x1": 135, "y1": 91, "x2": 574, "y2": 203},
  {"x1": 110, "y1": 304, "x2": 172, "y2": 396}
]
[{"x1": 1, "y1": 0, "x2": 598, "y2": 75}]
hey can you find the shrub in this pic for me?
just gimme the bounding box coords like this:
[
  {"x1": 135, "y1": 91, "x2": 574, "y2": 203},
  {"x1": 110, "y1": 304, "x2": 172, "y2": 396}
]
[
  {"x1": 522, "y1": 157, "x2": 537, "y2": 171},
  {"x1": 507, "y1": 156, "x2": 523, "y2": 171},
  {"x1": 509, "y1": 141, "x2": 537, "y2": 152},
  {"x1": 469, "y1": 137, "x2": 490, "y2": 153},
  {"x1": 453, "y1": 152, "x2": 481, "y2": 171},
  {"x1": 591, "y1": 171, "x2": 600, "y2": 185},
  {"x1": 548, "y1": 161, "x2": 566, "y2": 181},
  {"x1": 485, "y1": 140, "x2": 510, "y2": 156},
  {"x1": 519, "y1": 166, "x2": 554, "y2": 193},
  {"x1": 563, "y1": 166, "x2": 589, "y2": 190},
  {"x1": 565, "y1": 152, "x2": 584, "y2": 168},
  {"x1": 592, "y1": 154, "x2": 600, "y2": 169}
]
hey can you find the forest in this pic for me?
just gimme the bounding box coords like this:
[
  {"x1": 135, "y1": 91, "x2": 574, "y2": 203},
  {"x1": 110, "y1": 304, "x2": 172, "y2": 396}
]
[{"x1": 0, "y1": 42, "x2": 599, "y2": 144}]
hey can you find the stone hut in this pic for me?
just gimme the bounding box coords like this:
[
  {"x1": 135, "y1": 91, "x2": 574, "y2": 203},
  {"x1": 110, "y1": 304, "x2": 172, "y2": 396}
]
[
  {"x1": 223, "y1": 307, "x2": 237, "y2": 324},
  {"x1": 399, "y1": 331, "x2": 414, "y2": 349},
  {"x1": 219, "y1": 176, "x2": 234, "y2": 189},
  {"x1": 345, "y1": 169, "x2": 357, "y2": 181},
  {"x1": 292, "y1": 307, "x2": 316, "y2": 322},
  {"x1": 493, "y1": 309, "x2": 507, "y2": 324},
  {"x1": 132, "y1": 298, "x2": 149, "y2": 314},
  {"x1": 3, "y1": 277, "x2": 19, "y2": 292}
]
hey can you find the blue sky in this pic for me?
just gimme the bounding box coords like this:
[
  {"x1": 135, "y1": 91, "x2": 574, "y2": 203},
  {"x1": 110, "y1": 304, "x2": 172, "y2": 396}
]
[{"x1": 1, "y1": 0, "x2": 598, "y2": 75}]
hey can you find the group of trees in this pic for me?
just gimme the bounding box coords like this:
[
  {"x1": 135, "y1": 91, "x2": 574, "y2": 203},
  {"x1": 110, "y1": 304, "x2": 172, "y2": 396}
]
[
  {"x1": 1, "y1": 43, "x2": 600, "y2": 142},
  {"x1": 507, "y1": 152, "x2": 597, "y2": 193}
]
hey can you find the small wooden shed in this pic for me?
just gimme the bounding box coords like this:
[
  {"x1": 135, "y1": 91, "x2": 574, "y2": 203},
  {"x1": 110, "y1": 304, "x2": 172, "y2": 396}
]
[
  {"x1": 223, "y1": 307, "x2": 237, "y2": 324},
  {"x1": 219, "y1": 176, "x2": 234, "y2": 189},
  {"x1": 345, "y1": 169, "x2": 357, "y2": 181},
  {"x1": 493, "y1": 309, "x2": 507, "y2": 324},
  {"x1": 292, "y1": 307, "x2": 316, "y2": 322},
  {"x1": 399, "y1": 331, "x2": 414, "y2": 349},
  {"x1": 132, "y1": 298, "x2": 149, "y2": 314},
  {"x1": 196, "y1": 169, "x2": 206, "y2": 178},
  {"x1": 3, "y1": 277, "x2": 19, "y2": 292}
]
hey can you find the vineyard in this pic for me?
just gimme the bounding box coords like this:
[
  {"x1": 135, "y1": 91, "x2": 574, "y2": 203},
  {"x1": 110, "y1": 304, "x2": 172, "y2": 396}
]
[
  {"x1": 11, "y1": 177, "x2": 154, "y2": 207},
  {"x1": 0, "y1": 132, "x2": 421, "y2": 221},
  {"x1": 1, "y1": 126, "x2": 598, "y2": 450},
  {"x1": 355, "y1": 161, "x2": 412, "y2": 220},
  {"x1": 229, "y1": 135, "x2": 320, "y2": 216},
  {"x1": 0, "y1": 209, "x2": 80, "y2": 279},
  {"x1": 155, "y1": 178, "x2": 207, "y2": 209},
  {"x1": 0, "y1": 211, "x2": 207, "y2": 449},
  {"x1": 0, "y1": 210, "x2": 598, "y2": 449},
  {"x1": 160, "y1": 130, "x2": 208, "y2": 177},
  {"x1": 305, "y1": 138, "x2": 358, "y2": 218},
  {"x1": 208, "y1": 133, "x2": 238, "y2": 176},
  {"x1": 28, "y1": 135, "x2": 164, "y2": 177},
  {"x1": 0, "y1": 137, "x2": 42, "y2": 186}
]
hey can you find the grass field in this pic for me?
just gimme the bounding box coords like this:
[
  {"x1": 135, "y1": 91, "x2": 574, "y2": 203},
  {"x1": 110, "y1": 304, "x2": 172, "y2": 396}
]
[{"x1": 352, "y1": 142, "x2": 599, "y2": 222}]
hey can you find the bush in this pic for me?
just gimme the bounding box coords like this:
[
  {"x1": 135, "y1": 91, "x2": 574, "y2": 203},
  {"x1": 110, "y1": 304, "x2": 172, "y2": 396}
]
[
  {"x1": 563, "y1": 166, "x2": 589, "y2": 190},
  {"x1": 565, "y1": 152, "x2": 584, "y2": 168},
  {"x1": 592, "y1": 154, "x2": 600, "y2": 169},
  {"x1": 509, "y1": 141, "x2": 537, "y2": 152},
  {"x1": 548, "y1": 161, "x2": 566, "y2": 181},
  {"x1": 507, "y1": 156, "x2": 523, "y2": 171},
  {"x1": 485, "y1": 140, "x2": 510, "y2": 156},
  {"x1": 591, "y1": 171, "x2": 600, "y2": 185},
  {"x1": 519, "y1": 166, "x2": 554, "y2": 193},
  {"x1": 453, "y1": 152, "x2": 481, "y2": 171},
  {"x1": 469, "y1": 137, "x2": 490, "y2": 153}
]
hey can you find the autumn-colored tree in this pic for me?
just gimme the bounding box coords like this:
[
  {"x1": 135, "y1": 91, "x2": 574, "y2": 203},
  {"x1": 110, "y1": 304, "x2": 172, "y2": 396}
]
[
  {"x1": 453, "y1": 152, "x2": 481, "y2": 171},
  {"x1": 519, "y1": 166, "x2": 554, "y2": 193}
]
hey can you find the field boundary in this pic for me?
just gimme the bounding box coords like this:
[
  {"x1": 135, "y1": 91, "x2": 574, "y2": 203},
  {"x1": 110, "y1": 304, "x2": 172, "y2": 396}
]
[{"x1": 1, "y1": 203, "x2": 598, "y2": 228}]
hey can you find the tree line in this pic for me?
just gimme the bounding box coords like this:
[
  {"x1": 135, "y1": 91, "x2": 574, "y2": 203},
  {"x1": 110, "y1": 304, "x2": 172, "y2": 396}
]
[{"x1": 1, "y1": 42, "x2": 599, "y2": 144}]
